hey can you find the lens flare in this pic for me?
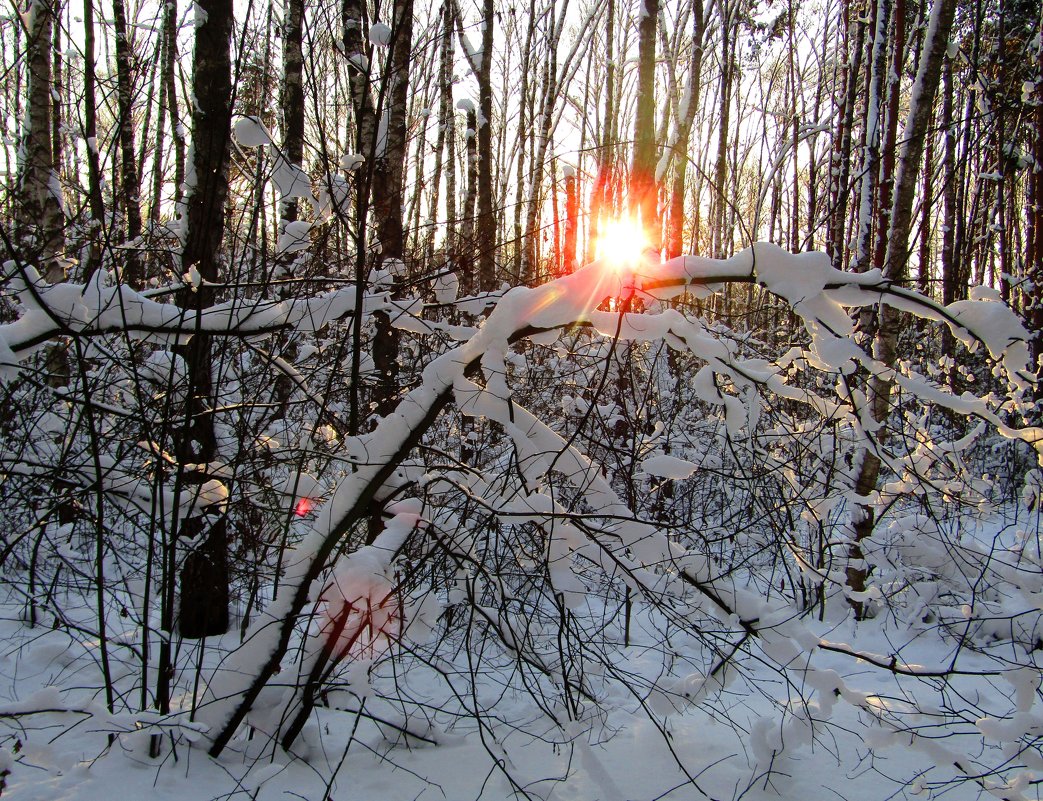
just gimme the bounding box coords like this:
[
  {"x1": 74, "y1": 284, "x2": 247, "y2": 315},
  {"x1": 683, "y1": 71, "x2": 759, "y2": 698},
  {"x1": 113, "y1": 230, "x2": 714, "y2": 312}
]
[
  {"x1": 595, "y1": 216, "x2": 650, "y2": 271},
  {"x1": 294, "y1": 497, "x2": 314, "y2": 517}
]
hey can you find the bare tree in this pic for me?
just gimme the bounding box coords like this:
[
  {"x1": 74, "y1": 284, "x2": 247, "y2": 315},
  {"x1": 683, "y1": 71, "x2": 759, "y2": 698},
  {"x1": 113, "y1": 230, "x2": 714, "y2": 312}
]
[
  {"x1": 175, "y1": 0, "x2": 236, "y2": 639},
  {"x1": 631, "y1": 0, "x2": 660, "y2": 244},
  {"x1": 16, "y1": 0, "x2": 64, "y2": 279},
  {"x1": 112, "y1": 0, "x2": 142, "y2": 283},
  {"x1": 846, "y1": 0, "x2": 958, "y2": 615}
]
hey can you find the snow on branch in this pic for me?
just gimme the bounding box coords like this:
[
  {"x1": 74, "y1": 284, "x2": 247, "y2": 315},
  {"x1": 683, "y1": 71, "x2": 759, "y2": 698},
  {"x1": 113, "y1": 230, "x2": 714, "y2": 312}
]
[
  {"x1": 194, "y1": 242, "x2": 1041, "y2": 756},
  {"x1": 0, "y1": 260, "x2": 382, "y2": 379}
]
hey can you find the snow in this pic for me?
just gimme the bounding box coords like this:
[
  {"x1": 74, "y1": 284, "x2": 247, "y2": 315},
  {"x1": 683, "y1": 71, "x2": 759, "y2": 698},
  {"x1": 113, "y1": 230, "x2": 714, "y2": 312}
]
[
  {"x1": 432, "y1": 270, "x2": 459, "y2": 304},
  {"x1": 2, "y1": 591, "x2": 1030, "y2": 801},
  {"x1": 0, "y1": 262, "x2": 383, "y2": 373},
  {"x1": 277, "y1": 220, "x2": 312, "y2": 254},
  {"x1": 375, "y1": 103, "x2": 390, "y2": 158},
  {"x1": 281, "y1": 470, "x2": 323, "y2": 503},
  {"x1": 3, "y1": 239, "x2": 1043, "y2": 801},
  {"x1": 232, "y1": 116, "x2": 272, "y2": 147},
  {"x1": 139, "y1": 349, "x2": 188, "y2": 386},
  {"x1": 639, "y1": 453, "x2": 700, "y2": 479},
  {"x1": 315, "y1": 173, "x2": 351, "y2": 217},
  {"x1": 271, "y1": 156, "x2": 312, "y2": 202},
  {"x1": 368, "y1": 21, "x2": 392, "y2": 46},
  {"x1": 193, "y1": 478, "x2": 229, "y2": 510},
  {"x1": 339, "y1": 152, "x2": 365, "y2": 171}
]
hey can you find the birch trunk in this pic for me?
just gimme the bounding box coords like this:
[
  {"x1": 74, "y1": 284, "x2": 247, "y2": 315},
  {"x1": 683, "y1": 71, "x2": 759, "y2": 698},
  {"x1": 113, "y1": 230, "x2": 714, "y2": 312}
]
[
  {"x1": 846, "y1": 0, "x2": 957, "y2": 617},
  {"x1": 17, "y1": 0, "x2": 64, "y2": 280}
]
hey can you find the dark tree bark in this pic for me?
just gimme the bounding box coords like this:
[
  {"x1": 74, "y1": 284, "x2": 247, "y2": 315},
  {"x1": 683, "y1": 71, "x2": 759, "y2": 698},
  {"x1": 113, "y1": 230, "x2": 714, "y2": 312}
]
[
  {"x1": 426, "y1": 1, "x2": 455, "y2": 262},
  {"x1": 81, "y1": 0, "x2": 105, "y2": 279},
  {"x1": 50, "y1": 3, "x2": 61, "y2": 183},
  {"x1": 149, "y1": 14, "x2": 169, "y2": 227},
  {"x1": 827, "y1": 1, "x2": 866, "y2": 269},
  {"x1": 281, "y1": 0, "x2": 305, "y2": 224},
  {"x1": 589, "y1": 0, "x2": 616, "y2": 254},
  {"x1": 476, "y1": 0, "x2": 496, "y2": 291},
  {"x1": 342, "y1": 0, "x2": 375, "y2": 438},
  {"x1": 852, "y1": 0, "x2": 893, "y2": 274},
  {"x1": 112, "y1": 0, "x2": 143, "y2": 283},
  {"x1": 940, "y1": 52, "x2": 957, "y2": 306},
  {"x1": 563, "y1": 165, "x2": 578, "y2": 272},
  {"x1": 370, "y1": 0, "x2": 415, "y2": 418},
  {"x1": 460, "y1": 105, "x2": 479, "y2": 285},
  {"x1": 869, "y1": 0, "x2": 907, "y2": 274},
  {"x1": 711, "y1": 0, "x2": 733, "y2": 258},
  {"x1": 176, "y1": 0, "x2": 235, "y2": 639},
  {"x1": 1027, "y1": 44, "x2": 1043, "y2": 386},
  {"x1": 165, "y1": 0, "x2": 186, "y2": 209},
  {"x1": 512, "y1": 0, "x2": 537, "y2": 275}
]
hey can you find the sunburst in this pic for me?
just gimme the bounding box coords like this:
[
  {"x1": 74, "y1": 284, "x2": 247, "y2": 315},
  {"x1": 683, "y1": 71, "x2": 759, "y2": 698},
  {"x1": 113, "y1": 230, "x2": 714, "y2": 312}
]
[{"x1": 594, "y1": 215, "x2": 651, "y2": 271}]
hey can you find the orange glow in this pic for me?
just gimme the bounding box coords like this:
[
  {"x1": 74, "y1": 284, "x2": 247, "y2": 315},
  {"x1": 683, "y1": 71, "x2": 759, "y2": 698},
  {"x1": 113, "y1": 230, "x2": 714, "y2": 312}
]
[
  {"x1": 326, "y1": 591, "x2": 402, "y2": 661},
  {"x1": 595, "y1": 216, "x2": 650, "y2": 271},
  {"x1": 294, "y1": 497, "x2": 314, "y2": 517}
]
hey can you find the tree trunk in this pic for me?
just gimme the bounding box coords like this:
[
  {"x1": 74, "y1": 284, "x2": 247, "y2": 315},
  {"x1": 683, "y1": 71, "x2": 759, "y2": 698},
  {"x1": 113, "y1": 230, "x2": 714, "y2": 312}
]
[
  {"x1": 512, "y1": 0, "x2": 537, "y2": 274},
  {"x1": 589, "y1": 0, "x2": 615, "y2": 254},
  {"x1": 460, "y1": 105, "x2": 479, "y2": 290},
  {"x1": 852, "y1": 0, "x2": 892, "y2": 275},
  {"x1": 176, "y1": 0, "x2": 235, "y2": 639},
  {"x1": 869, "y1": 0, "x2": 906, "y2": 274},
  {"x1": 370, "y1": 0, "x2": 414, "y2": 417},
  {"x1": 112, "y1": 0, "x2": 143, "y2": 283},
  {"x1": 827, "y1": 2, "x2": 866, "y2": 270},
  {"x1": 631, "y1": 0, "x2": 659, "y2": 245},
  {"x1": 50, "y1": 3, "x2": 62, "y2": 188},
  {"x1": 846, "y1": 0, "x2": 957, "y2": 618},
  {"x1": 280, "y1": 0, "x2": 305, "y2": 225},
  {"x1": 666, "y1": 0, "x2": 705, "y2": 259},
  {"x1": 1025, "y1": 40, "x2": 1043, "y2": 386},
  {"x1": 564, "y1": 166, "x2": 578, "y2": 272},
  {"x1": 17, "y1": 0, "x2": 65, "y2": 280},
  {"x1": 149, "y1": 14, "x2": 169, "y2": 227},
  {"x1": 940, "y1": 53, "x2": 957, "y2": 307},
  {"x1": 165, "y1": 0, "x2": 186, "y2": 209},
  {"x1": 711, "y1": 0, "x2": 733, "y2": 258},
  {"x1": 426, "y1": 1, "x2": 454, "y2": 262},
  {"x1": 81, "y1": 0, "x2": 106, "y2": 280},
  {"x1": 342, "y1": 0, "x2": 375, "y2": 438},
  {"x1": 476, "y1": 0, "x2": 496, "y2": 291}
]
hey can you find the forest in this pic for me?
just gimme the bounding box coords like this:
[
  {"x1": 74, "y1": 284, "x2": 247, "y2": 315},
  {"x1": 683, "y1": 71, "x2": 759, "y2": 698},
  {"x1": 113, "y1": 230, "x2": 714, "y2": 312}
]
[{"x1": 0, "y1": 0, "x2": 1042, "y2": 797}]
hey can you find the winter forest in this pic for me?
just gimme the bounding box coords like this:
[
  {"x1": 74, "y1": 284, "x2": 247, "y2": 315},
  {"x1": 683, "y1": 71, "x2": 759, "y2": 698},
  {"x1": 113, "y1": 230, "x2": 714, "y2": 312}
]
[{"x1": 1, "y1": 0, "x2": 1043, "y2": 797}]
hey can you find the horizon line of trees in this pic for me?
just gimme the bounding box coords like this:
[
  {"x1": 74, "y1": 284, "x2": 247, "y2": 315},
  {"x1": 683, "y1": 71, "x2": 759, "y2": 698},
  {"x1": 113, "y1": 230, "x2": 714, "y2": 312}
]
[{"x1": 4, "y1": 0, "x2": 1040, "y2": 301}]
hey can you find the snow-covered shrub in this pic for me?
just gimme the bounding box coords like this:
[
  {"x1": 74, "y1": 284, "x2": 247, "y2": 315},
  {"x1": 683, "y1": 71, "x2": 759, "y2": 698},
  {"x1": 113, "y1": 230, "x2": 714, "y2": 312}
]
[{"x1": 2, "y1": 243, "x2": 1042, "y2": 798}]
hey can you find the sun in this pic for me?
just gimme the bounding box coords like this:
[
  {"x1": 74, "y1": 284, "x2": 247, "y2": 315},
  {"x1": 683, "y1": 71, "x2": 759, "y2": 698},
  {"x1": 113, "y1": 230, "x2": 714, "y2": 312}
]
[{"x1": 595, "y1": 216, "x2": 651, "y2": 271}]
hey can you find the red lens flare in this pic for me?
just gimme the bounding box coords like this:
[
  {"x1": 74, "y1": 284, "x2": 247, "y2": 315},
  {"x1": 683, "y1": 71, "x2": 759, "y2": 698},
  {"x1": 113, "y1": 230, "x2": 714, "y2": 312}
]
[{"x1": 294, "y1": 497, "x2": 314, "y2": 517}]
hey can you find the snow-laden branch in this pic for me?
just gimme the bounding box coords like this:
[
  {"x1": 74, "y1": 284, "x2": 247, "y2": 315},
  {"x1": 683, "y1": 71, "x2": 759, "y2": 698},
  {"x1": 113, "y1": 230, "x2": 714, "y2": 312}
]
[
  {"x1": 0, "y1": 260, "x2": 384, "y2": 379},
  {"x1": 195, "y1": 242, "x2": 1040, "y2": 756}
]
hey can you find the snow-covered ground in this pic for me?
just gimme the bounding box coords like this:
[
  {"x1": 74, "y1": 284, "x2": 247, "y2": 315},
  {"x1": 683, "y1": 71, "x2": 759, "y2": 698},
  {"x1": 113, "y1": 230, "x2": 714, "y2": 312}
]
[
  {"x1": 1, "y1": 584, "x2": 1026, "y2": 801},
  {"x1": 2, "y1": 246, "x2": 1040, "y2": 801}
]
